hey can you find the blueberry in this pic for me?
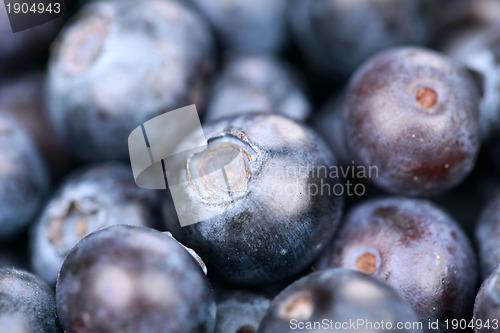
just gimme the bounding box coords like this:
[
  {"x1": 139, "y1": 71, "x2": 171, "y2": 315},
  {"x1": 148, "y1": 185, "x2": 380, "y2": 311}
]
[
  {"x1": 215, "y1": 291, "x2": 271, "y2": 333},
  {"x1": 258, "y1": 268, "x2": 422, "y2": 333},
  {"x1": 341, "y1": 47, "x2": 481, "y2": 196},
  {"x1": 163, "y1": 113, "x2": 343, "y2": 285},
  {"x1": 45, "y1": 0, "x2": 215, "y2": 161},
  {"x1": 0, "y1": 72, "x2": 75, "y2": 179},
  {"x1": 31, "y1": 162, "x2": 159, "y2": 285},
  {"x1": 56, "y1": 224, "x2": 216, "y2": 333},
  {"x1": 476, "y1": 191, "x2": 500, "y2": 279},
  {"x1": 204, "y1": 54, "x2": 311, "y2": 122},
  {"x1": 187, "y1": 0, "x2": 288, "y2": 53},
  {"x1": 315, "y1": 197, "x2": 478, "y2": 331},
  {"x1": 446, "y1": 24, "x2": 500, "y2": 140},
  {"x1": 474, "y1": 266, "x2": 500, "y2": 333},
  {"x1": 289, "y1": 0, "x2": 432, "y2": 78},
  {"x1": 0, "y1": 112, "x2": 49, "y2": 240},
  {"x1": 0, "y1": 268, "x2": 61, "y2": 332}
]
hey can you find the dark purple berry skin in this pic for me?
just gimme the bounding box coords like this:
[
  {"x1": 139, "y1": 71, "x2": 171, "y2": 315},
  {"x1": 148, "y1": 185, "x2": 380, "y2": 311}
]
[
  {"x1": 45, "y1": 0, "x2": 215, "y2": 161},
  {"x1": 258, "y1": 268, "x2": 422, "y2": 333},
  {"x1": 474, "y1": 266, "x2": 500, "y2": 333},
  {"x1": 476, "y1": 191, "x2": 500, "y2": 279},
  {"x1": 31, "y1": 162, "x2": 159, "y2": 285},
  {"x1": 289, "y1": 0, "x2": 432, "y2": 78},
  {"x1": 342, "y1": 47, "x2": 481, "y2": 196},
  {"x1": 0, "y1": 268, "x2": 61, "y2": 332},
  {"x1": 56, "y1": 225, "x2": 216, "y2": 333},
  {"x1": 205, "y1": 55, "x2": 311, "y2": 122},
  {"x1": 163, "y1": 113, "x2": 343, "y2": 285},
  {"x1": 187, "y1": 0, "x2": 288, "y2": 53},
  {"x1": 215, "y1": 291, "x2": 271, "y2": 333},
  {"x1": 315, "y1": 197, "x2": 478, "y2": 332},
  {"x1": 0, "y1": 112, "x2": 49, "y2": 240},
  {"x1": 446, "y1": 24, "x2": 500, "y2": 141}
]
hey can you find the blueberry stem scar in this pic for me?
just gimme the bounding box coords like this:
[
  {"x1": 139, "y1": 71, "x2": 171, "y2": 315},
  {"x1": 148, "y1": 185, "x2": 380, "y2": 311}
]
[
  {"x1": 280, "y1": 294, "x2": 314, "y2": 320},
  {"x1": 356, "y1": 253, "x2": 377, "y2": 274},
  {"x1": 416, "y1": 87, "x2": 438, "y2": 109}
]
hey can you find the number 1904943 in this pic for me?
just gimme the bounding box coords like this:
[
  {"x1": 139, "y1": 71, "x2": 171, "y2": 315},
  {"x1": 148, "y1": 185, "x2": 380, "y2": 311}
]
[{"x1": 5, "y1": 2, "x2": 61, "y2": 14}]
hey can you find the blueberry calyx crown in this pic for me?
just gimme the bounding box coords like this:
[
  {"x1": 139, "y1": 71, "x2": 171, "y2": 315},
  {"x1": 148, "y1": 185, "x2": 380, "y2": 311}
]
[{"x1": 187, "y1": 131, "x2": 257, "y2": 203}]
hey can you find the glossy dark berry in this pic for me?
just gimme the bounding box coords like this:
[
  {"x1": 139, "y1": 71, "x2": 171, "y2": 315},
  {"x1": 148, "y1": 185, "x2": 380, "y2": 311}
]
[
  {"x1": 446, "y1": 24, "x2": 500, "y2": 140},
  {"x1": 341, "y1": 47, "x2": 481, "y2": 196},
  {"x1": 187, "y1": 0, "x2": 288, "y2": 53},
  {"x1": 0, "y1": 268, "x2": 61, "y2": 332},
  {"x1": 0, "y1": 72, "x2": 74, "y2": 179},
  {"x1": 289, "y1": 0, "x2": 432, "y2": 78},
  {"x1": 31, "y1": 162, "x2": 159, "y2": 285},
  {"x1": 474, "y1": 266, "x2": 500, "y2": 333},
  {"x1": 258, "y1": 268, "x2": 422, "y2": 333},
  {"x1": 45, "y1": 0, "x2": 215, "y2": 161},
  {"x1": 163, "y1": 113, "x2": 343, "y2": 285},
  {"x1": 204, "y1": 55, "x2": 311, "y2": 122},
  {"x1": 56, "y1": 225, "x2": 216, "y2": 333},
  {"x1": 476, "y1": 191, "x2": 500, "y2": 279},
  {"x1": 315, "y1": 197, "x2": 478, "y2": 330},
  {"x1": 215, "y1": 291, "x2": 271, "y2": 333},
  {"x1": 0, "y1": 112, "x2": 49, "y2": 240}
]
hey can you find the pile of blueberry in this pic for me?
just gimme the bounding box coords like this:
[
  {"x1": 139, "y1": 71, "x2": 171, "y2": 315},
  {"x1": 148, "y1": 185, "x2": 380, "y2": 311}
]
[{"x1": 1, "y1": 0, "x2": 500, "y2": 332}]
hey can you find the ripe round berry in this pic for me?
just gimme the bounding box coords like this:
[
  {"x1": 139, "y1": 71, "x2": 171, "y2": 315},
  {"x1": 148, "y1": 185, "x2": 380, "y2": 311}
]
[
  {"x1": 56, "y1": 225, "x2": 216, "y2": 333},
  {"x1": 289, "y1": 0, "x2": 432, "y2": 77},
  {"x1": 163, "y1": 113, "x2": 343, "y2": 285},
  {"x1": 31, "y1": 162, "x2": 159, "y2": 285},
  {"x1": 258, "y1": 268, "x2": 422, "y2": 333},
  {"x1": 205, "y1": 55, "x2": 311, "y2": 122},
  {"x1": 476, "y1": 191, "x2": 500, "y2": 279},
  {"x1": 45, "y1": 0, "x2": 214, "y2": 161},
  {"x1": 474, "y1": 266, "x2": 500, "y2": 333},
  {"x1": 215, "y1": 291, "x2": 271, "y2": 333},
  {"x1": 342, "y1": 47, "x2": 481, "y2": 196},
  {"x1": 0, "y1": 112, "x2": 49, "y2": 240},
  {"x1": 315, "y1": 197, "x2": 478, "y2": 329},
  {"x1": 446, "y1": 24, "x2": 500, "y2": 141},
  {"x1": 0, "y1": 268, "x2": 61, "y2": 332},
  {"x1": 187, "y1": 0, "x2": 288, "y2": 52}
]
